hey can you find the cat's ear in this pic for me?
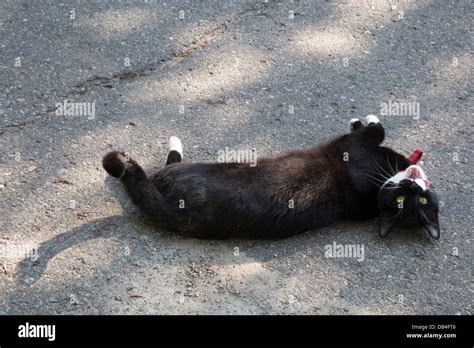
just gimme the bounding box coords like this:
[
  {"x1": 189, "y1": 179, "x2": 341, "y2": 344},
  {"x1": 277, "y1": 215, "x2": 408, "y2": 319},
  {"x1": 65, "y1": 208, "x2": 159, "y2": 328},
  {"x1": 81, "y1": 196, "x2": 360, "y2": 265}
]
[
  {"x1": 379, "y1": 218, "x2": 396, "y2": 238},
  {"x1": 422, "y1": 215, "x2": 440, "y2": 239}
]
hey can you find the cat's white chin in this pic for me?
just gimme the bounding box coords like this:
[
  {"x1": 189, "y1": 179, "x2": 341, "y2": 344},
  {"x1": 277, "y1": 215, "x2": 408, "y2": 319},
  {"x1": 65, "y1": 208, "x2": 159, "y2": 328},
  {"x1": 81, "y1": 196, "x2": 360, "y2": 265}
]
[{"x1": 384, "y1": 165, "x2": 429, "y2": 190}]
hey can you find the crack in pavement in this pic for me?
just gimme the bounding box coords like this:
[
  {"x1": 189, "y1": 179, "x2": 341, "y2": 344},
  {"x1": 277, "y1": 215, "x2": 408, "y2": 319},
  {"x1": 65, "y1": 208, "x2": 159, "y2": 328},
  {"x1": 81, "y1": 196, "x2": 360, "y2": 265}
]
[
  {"x1": 70, "y1": 6, "x2": 264, "y2": 97},
  {"x1": 0, "y1": 6, "x2": 265, "y2": 135},
  {"x1": 0, "y1": 106, "x2": 60, "y2": 135}
]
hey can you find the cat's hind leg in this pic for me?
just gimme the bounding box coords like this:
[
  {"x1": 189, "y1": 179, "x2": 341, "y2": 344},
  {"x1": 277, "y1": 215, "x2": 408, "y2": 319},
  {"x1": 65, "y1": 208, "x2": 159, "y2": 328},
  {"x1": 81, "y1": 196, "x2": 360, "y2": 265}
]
[
  {"x1": 166, "y1": 136, "x2": 183, "y2": 165},
  {"x1": 349, "y1": 118, "x2": 363, "y2": 131}
]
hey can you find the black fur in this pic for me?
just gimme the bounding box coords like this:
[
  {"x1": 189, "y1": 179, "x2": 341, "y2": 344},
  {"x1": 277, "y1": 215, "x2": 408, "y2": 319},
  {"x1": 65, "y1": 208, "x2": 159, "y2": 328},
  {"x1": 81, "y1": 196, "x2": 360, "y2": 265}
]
[
  {"x1": 103, "y1": 121, "x2": 438, "y2": 239},
  {"x1": 166, "y1": 150, "x2": 182, "y2": 166}
]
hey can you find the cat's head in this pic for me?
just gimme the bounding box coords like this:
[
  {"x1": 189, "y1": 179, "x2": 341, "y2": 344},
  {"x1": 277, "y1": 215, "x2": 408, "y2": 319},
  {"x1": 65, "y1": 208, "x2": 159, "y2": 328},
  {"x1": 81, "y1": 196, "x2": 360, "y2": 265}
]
[{"x1": 377, "y1": 164, "x2": 440, "y2": 239}]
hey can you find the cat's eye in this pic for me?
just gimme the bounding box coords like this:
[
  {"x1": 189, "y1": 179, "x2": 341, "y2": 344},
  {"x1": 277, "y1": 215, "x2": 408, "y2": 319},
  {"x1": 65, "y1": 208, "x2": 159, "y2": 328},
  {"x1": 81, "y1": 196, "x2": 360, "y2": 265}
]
[
  {"x1": 419, "y1": 197, "x2": 428, "y2": 204},
  {"x1": 396, "y1": 196, "x2": 405, "y2": 204}
]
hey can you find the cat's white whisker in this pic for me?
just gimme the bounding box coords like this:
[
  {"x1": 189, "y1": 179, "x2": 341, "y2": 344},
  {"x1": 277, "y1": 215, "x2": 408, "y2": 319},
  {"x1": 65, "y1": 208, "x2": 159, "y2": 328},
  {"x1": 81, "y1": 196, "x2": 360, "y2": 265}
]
[
  {"x1": 365, "y1": 168, "x2": 391, "y2": 181},
  {"x1": 385, "y1": 155, "x2": 397, "y2": 176},
  {"x1": 373, "y1": 157, "x2": 393, "y2": 179},
  {"x1": 361, "y1": 173, "x2": 387, "y2": 187}
]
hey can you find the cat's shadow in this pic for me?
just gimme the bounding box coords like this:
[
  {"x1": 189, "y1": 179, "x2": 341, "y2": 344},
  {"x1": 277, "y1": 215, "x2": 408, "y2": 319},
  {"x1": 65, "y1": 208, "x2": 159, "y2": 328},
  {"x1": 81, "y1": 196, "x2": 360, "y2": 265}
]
[
  {"x1": 14, "y1": 176, "x2": 156, "y2": 286},
  {"x1": 15, "y1": 215, "x2": 128, "y2": 286},
  {"x1": 14, "y1": 218, "x2": 436, "y2": 289}
]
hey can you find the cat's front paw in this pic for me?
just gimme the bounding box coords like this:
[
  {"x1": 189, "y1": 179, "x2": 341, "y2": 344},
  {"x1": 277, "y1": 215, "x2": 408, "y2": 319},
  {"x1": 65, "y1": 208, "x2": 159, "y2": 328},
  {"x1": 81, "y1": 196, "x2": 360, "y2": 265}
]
[
  {"x1": 350, "y1": 118, "x2": 363, "y2": 131},
  {"x1": 102, "y1": 151, "x2": 130, "y2": 178},
  {"x1": 364, "y1": 115, "x2": 380, "y2": 126}
]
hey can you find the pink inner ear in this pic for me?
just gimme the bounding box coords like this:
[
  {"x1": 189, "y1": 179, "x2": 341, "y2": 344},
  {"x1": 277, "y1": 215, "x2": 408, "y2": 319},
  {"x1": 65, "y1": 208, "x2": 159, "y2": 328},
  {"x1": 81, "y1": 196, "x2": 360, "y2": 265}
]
[{"x1": 407, "y1": 148, "x2": 423, "y2": 165}]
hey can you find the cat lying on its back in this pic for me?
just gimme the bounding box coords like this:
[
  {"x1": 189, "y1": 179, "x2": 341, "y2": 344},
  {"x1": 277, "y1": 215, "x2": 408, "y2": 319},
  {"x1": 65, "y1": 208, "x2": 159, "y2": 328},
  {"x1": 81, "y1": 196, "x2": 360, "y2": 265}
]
[{"x1": 102, "y1": 116, "x2": 440, "y2": 239}]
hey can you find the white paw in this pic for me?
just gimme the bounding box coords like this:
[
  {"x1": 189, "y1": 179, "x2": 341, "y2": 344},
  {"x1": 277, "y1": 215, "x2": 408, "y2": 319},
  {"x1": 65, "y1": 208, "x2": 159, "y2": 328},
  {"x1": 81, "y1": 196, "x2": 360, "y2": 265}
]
[
  {"x1": 350, "y1": 118, "x2": 361, "y2": 130},
  {"x1": 168, "y1": 136, "x2": 183, "y2": 157},
  {"x1": 364, "y1": 115, "x2": 380, "y2": 125}
]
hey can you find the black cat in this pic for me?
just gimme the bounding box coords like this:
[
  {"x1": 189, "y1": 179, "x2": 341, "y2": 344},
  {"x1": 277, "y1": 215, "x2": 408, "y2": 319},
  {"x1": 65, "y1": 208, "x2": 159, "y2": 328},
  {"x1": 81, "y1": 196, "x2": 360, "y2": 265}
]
[{"x1": 102, "y1": 116, "x2": 440, "y2": 239}]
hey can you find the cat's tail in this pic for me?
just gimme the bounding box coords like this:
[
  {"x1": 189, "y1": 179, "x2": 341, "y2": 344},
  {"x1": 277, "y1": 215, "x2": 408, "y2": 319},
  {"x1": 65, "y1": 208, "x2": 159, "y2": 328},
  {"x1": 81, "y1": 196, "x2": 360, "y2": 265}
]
[{"x1": 102, "y1": 151, "x2": 171, "y2": 220}]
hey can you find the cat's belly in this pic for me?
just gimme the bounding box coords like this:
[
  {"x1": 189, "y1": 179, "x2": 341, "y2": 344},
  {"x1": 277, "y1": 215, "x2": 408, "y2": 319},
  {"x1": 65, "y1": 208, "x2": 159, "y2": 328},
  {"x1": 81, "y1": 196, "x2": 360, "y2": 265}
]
[
  {"x1": 151, "y1": 177, "x2": 341, "y2": 238},
  {"x1": 149, "y1": 162, "x2": 344, "y2": 238}
]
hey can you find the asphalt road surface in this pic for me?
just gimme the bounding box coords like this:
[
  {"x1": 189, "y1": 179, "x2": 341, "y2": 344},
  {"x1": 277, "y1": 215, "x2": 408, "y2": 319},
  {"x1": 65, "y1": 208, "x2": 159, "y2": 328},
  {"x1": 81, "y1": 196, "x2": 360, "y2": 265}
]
[{"x1": 0, "y1": 0, "x2": 472, "y2": 314}]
